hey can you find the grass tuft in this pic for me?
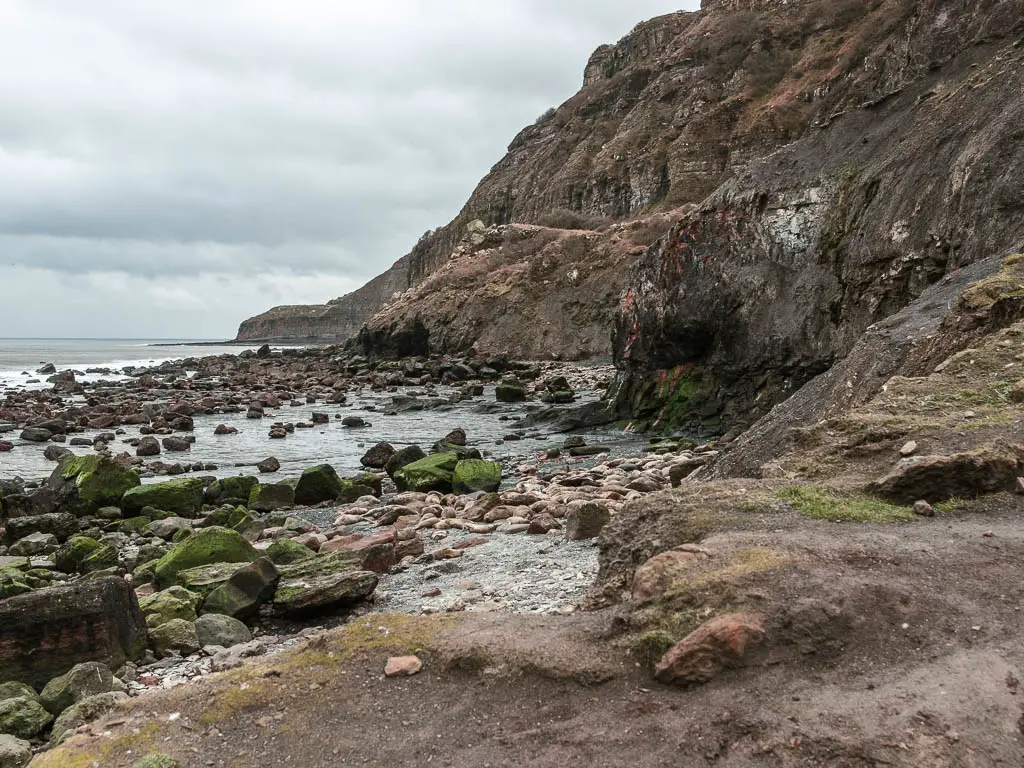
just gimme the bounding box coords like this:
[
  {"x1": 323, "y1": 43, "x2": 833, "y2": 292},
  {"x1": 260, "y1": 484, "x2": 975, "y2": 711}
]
[{"x1": 778, "y1": 486, "x2": 914, "y2": 523}]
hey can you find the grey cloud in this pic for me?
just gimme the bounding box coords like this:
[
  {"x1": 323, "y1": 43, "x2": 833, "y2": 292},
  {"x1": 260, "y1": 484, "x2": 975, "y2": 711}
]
[{"x1": 0, "y1": 0, "x2": 696, "y2": 338}]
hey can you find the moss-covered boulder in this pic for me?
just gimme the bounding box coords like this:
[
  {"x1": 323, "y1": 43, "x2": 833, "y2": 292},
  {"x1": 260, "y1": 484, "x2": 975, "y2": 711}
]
[
  {"x1": 50, "y1": 455, "x2": 141, "y2": 515},
  {"x1": 81, "y1": 542, "x2": 119, "y2": 574},
  {"x1": 117, "y1": 516, "x2": 152, "y2": 535},
  {"x1": 149, "y1": 619, "x2": 200, "y2": 657},
  {"x1": 200, "y1": 558, "x2": 279, "y2": 619},
  {"x1": 173, "y1": 563, "x2": 239, "y2": 596},
  {"x1": 0, "y1": 683, "x2": 37, "y2": 705},
  {"x1": 0, "y1": 696, "x2": 52, "y2": 739},
  {"x1": 336, "y1": 479, "x2": 377, "y2": 504},
  {"x1": 137, "y1": 586, "x2": 200, "y2": 629},
  {"x1": 50, "y1": 691, "x2": 127, "y2": 745},
  {"x1": 266, "y1": 538, "x2": 313, "y2": 565},
  {"x1": 393, "y1": 453, "x2": 459, "y2": 493},
  {"x1": 205, "y1": 476, "x2": 259, "y2": 505},
  {"x1": 272, "y1": 570, "x2": 378, "y2": 618},
  {"x1": 40, "y1": 661, "x2": 120, "y2": 716},
  {"x1": 194, "y1": 613, "x2": 251, "y2": 648},
  {"x1": 384, "y1": 445, "x2": 427, "y2": 480},
  {"x1": 122, "y1": 479, "x2": 204, "y2": 519},
  {"x1": 248, "y1": 482, "x2": 295, "y2": 512},
  {"x1": 153, "y1": 527, "x2": 258, "y2": 588},
  {"x1": 452, "y1": 459, "x2": 502, "y2": 494},
  {"x1": 0, "y1": 570, "x2": 32, "y2": 600},
  {"x1": 294, "y1": 464, "x2": 344, "y2": 506}
]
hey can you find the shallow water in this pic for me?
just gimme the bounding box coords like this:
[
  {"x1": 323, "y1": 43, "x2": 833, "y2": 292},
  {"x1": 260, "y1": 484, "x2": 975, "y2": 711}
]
[
  {"x1": 0, "y1": 338, "x2": 270, "y2": 390},
  {"x1": 0, "y1": 384, "x2": 644, "y2": 483}
]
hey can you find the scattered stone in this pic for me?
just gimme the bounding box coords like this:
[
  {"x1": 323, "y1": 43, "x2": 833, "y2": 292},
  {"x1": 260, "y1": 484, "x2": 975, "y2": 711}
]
[
  {"x1": 655, "y1": 613, "x2": 766, "y2": 687},
  {"x1": 913, "y1": 500, "x2": 935, "y2": 517},
  {"x1": 257, "y1": 457, "x2": 281, "y2": 474},
  {"x1": 195, "y1": 614, "x2": 252, "y2": 649},
  {"x1": 563, "y1": 501, "x2": 610, "y2": 540},
  {"x1": 384, "y1": 656, "x2": 422, "y2": 677},
  {"x1": 899, "y1": 440, "x2": 918, "y2": 457}
]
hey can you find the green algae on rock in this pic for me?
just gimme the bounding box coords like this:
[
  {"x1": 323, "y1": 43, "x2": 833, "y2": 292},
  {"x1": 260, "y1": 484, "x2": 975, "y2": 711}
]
[
  {"x1": 122, "y1": 478, "x2": 204, "y2": 518},
  {"x1": 153, "y1": 527, "x2": 257, "y2": 588}
]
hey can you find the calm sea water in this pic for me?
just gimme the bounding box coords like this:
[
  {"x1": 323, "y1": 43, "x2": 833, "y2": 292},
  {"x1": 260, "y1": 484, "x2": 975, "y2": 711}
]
[{"x1": 0, "y1": 338, "x2": 263, "y2": 388}]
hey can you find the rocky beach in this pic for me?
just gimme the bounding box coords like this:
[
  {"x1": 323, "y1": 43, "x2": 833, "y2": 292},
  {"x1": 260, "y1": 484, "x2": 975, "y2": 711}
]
[{"x1": 2, "y1": 0, "x2": 1024, "y2": 765}]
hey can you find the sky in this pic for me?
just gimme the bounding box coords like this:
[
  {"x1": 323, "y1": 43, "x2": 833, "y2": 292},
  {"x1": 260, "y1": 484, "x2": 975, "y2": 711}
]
[{"x1": 0, "y1": 0, "x2": 696, "y2": 339}]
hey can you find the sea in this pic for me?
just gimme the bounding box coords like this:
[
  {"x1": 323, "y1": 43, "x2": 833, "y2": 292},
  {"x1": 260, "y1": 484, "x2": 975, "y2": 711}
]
[
  {"x1": 0, "y1": 338, "x2": 261, "y2": 389},
  {"x1": 0, "y1": 338, "x2": 642, "y2": 483}
]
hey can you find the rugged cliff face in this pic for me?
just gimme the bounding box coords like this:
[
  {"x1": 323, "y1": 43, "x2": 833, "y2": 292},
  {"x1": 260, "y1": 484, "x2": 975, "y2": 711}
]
[
  {"x1": 235, "y1": 258, "x2": 409, "y2": 342},
  {"x1": 613, "y1": 0, "x2": 1024, "y2": 434}
]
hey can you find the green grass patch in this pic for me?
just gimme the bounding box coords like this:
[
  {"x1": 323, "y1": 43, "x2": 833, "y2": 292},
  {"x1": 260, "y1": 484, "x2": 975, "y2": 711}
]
[{"x1": 777, "y1": 486, "x2": 914, "y2": 523}]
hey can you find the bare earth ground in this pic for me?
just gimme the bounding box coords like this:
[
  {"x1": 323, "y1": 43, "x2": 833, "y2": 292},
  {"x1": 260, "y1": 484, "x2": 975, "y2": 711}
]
[
  {"x1": 36, "y1": 498, "x2": 1024, "y2": 767},
  {"x1": 36, "y1": 268, "x2": 1024, "y2": 768}
]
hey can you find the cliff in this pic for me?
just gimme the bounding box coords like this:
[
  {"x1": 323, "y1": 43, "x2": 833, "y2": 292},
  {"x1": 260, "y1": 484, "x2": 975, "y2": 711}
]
[
  {"x1": 235, "y1": 257, "x2": 409, "y2": 342},
  {"x1": 613, "y1": 0, "x2": 1024, "y2": 434}
]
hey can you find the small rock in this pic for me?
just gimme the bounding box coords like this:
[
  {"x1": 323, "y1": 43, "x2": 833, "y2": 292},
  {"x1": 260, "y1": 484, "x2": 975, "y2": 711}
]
[
  {"x1": 912, "y1": 500, "x2": 934, "y2": 517},
  {"x1": 384, "y1": 656, "x2": 422, "y2": 677},
  {"x1": 899, "y1": 440, "x2": 918, "y2": 457},
  {"x1": 655, "y1": 613, "x2": 766, "y2": 687},
  {"x1": 257, "y1": 457, "x2": 281, "y2": 474}
]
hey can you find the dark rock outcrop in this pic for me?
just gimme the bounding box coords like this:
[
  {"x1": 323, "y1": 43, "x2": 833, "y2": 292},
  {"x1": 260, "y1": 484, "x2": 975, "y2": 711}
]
[{"x1": 0, "y1": 577, "x2": 147, "y2": 689}]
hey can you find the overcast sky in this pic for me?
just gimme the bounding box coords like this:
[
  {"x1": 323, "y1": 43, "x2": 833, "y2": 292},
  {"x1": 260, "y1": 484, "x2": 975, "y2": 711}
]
[{"x1": 0, "y1": 0, "x2": 695, "y2": 339}]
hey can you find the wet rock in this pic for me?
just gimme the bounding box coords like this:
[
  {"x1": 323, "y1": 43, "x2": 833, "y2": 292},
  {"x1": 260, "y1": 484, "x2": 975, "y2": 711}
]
[
  {"x1": 248, "y1": 481, "x2": 295, "y2": 512},
  {"x1": 394, "y1": 453, "x2": 459, "y2": 493},
  {"x1": 213, "y1": 424, "x2": 238, "y2": 436},
  {"x1": 8, "y1": 532, "x2": 58, "y2": 557},
  {"x1": 342, "y1": 416, "x2": 368, "y2": 428},
  {"x1": 495, "y1": 378, "x2": 528, "y2": 403},
  {"x1": 47, "y1": 455, "x2": 141, "y2": 515},
  {"x1": 266, "y1": 538, "x2": 314, "y2": 565},
  {"x1": 0, "y1": 578, "x2": 145, "y2": 690},
  {"x1": 138, "y1": 586, "x2": 199, "y2": 629},
  {"x1": 294, "y1": 464, "x2": 344, "y2": 506},
  {"x1": 136, "y1": 436, "x2": 161, "y2": 457},
  {"x1": 161, "y1": 436, "x2": 191, "y2": 453},
  {"x1": 272, "y1": 568, "x2": 378, "y2": 618},
  {"x1": 360, "y1": 442, "x2": 396, "y2": 469},
  {"x1": 6, "y1": 513, "x2": 77, "y2": 543},
  {"x1": 654, "y1": 613, "x2": 766, "y2": 687},
  {"x1": 384, "y1": 445, "x2": 427, "y2": 479},
  {"x1": 257, "y1": 457, "x2": 281, "y2": 474},
  {"x1": 19, "y1": 428, "x2": 52, "y2": 443},
  {"x1": 42, "y1": 445, "x2": 72, "y2": 462}
]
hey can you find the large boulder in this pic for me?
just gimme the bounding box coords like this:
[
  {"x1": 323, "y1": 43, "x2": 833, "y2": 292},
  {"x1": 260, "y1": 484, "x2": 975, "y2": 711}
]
[
  {"x1": 205, "y1": 476, "x2": 259, "y2": 505},
  {"x1": 53, "y1": 536, "x2": 100, "y2": 574},
  {"x1": 0, "y1": 697, "x2": 51, "y2": 740},
  {"x1": 200, "y1": 558, "x2": 279, "y2": 619},
  {"x1": 360, "y1": 443, "x2": 395, "y2": 469},
  {"x1": 271, "y1": 550, "x2": 376, "y2": 618},
  {"x1": 384, "y1": 445, "x2": 427, "y2": 480},
  {"x1": 148, "y1": 619, "x2": 200, "y2": 657},
  {"x1": 121, "y1": 478, "x2": 205, "y2": 518},
  {"x1": 49, "y1": 691, "x2": 127, "y2": 745},
  {"x1": 39, "y1": 662, "x2": 121, "y2": 716},
  {"x1": 266, "y1": 539, "x2": 313, "y2": 565},
  {"x1": 152, "y1": 527, "x2": 258, "y2": 588},
  {"x1": 0, "y1": 733, "x2": 31, "y2": 767},
  {"x1": 867, "y1": 445, "x2": 1022, "y2": 504},
  {"x1": 47, "y1": 455, "x2": 140, "y2": 515},
  {"x1": 195, "y1": 614, "x2": 251, "y2": 648},
  {"x1": 393, "y1": 453, "x2": 459, "y2": 493},
  {"x1": 452, "y1": 460, "x2": 502, "y2": 494},
  {"x1": 0, "y1": 577, "x2": 146, "y2": 689},
  {"x1": 247, "y1": 482, "x2": 295, "y2": 512},
  {"x1": 137, "y1": 586, "x2": 200, "y2": 629},
  {"x1": 4, "y1": 513, "x2": 77, "y2": 544},
  {"x1": 294, "y1": 464, "x2": 343, "y2": 506}
]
